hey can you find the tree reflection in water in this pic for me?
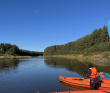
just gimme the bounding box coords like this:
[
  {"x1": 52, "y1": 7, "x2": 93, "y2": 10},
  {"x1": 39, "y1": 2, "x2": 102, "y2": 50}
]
[
  {"x1": 44, "y1": 57, "x2": 110, "y2": 77},
  {"x1": 0, "y1": 59, "x2": 19, "y2": 73}
]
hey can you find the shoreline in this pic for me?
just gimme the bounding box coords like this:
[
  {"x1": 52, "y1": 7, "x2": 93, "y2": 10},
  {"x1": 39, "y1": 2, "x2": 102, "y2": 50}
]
[
  {"x1": 44, "y1": 51, "x2": 110, "y2": 66},
  {"x1": 0, "y1": 55, "x2": 33, "y2": 59}
]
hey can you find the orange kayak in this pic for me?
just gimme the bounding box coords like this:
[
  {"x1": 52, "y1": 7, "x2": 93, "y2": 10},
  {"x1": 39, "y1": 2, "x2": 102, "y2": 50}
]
[
  {"x1": 59, "y1": 76, "x2": 90, "y2": 88},
  {"x1": 59, "y1": 81, "x2": 90, "y2": 90},
  {"x1": 59, "y1": 76, "x2": 110, "y2": 89},
  {"x1": 51, "y1": 89, "x2": 110, "y2": 93}
]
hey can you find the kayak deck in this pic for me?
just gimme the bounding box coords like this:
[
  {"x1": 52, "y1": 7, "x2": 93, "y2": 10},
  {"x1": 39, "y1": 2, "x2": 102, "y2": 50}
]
[
  {"x1": 59, "y1": 81, "x2": 90, "y2": 90},
  {"x1": 59, "y1": 76, "x2": 90, "y2": 88}
]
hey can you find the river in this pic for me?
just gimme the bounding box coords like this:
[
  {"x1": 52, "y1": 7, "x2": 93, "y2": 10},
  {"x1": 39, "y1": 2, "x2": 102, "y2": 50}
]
[{"x1": 0, "y1": 57, "x2": 110, "y2": 93}]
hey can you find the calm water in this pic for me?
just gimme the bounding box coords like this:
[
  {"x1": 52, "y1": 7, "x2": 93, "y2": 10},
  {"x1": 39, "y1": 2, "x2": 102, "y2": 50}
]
[{"x1": 0, "y1": 57, "x2": 110, "y2": 93}]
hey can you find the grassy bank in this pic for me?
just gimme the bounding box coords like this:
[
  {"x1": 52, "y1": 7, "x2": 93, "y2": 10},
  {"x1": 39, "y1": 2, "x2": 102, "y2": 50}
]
[
  {"x1": 45, "y1": 51, "x2": 110, "y2": 66},
  {"x1": 0, "y1": 54, "x2": 33, "y2": 59}
]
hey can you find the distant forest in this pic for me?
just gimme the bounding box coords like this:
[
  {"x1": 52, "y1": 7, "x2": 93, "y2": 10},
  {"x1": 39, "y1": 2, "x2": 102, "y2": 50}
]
[
  {"x1": 0, "y1": 43, "x2": 43, "y2": 56},
  {"x1": 44, "y1": 25, "x2": 110, "y2": 56}
]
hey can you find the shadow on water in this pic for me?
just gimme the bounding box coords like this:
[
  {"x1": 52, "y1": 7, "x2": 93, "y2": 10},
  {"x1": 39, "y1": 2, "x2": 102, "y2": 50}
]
[
  {"x1": 44, "y1": 57, "x2": 110, "y2": 77},
  {"x1": 0, "y1": 59, "x2": 19, "y2": 73}
]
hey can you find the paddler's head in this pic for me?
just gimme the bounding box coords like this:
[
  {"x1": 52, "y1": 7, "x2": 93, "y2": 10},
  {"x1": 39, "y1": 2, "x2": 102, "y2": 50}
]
[{"x1": 88, "y1": 63, "x2": 93, "y2": 68}]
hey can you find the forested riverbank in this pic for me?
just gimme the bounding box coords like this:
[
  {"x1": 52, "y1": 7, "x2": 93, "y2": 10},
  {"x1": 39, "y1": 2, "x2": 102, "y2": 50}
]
[
  {"x1": 44, "y1": 26, "x2": 109, "y2": 56},
  {"x1": 44, "y1": 25, "x2": 110, "y2": 65},
  {"x1": 0, "y1": 43, "x2": 43, "y2": 59}
]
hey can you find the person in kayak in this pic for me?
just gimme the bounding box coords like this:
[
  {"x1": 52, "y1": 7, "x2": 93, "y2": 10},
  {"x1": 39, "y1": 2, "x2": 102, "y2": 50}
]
[
  {"x1": 86, "y1": 63, "x2": 101, "y2": 89},
  {"x1": 86, "y1": 63, "x2": 97, "y2": 78}
]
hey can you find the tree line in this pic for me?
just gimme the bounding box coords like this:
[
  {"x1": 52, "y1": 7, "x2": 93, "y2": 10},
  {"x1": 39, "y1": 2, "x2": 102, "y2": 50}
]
[
  {"x1": 0, "y1": 43, "x2": 43, "y2": 56},
  {"x1": 44, "y1": 25, "x2": 109, "y2": 56}
]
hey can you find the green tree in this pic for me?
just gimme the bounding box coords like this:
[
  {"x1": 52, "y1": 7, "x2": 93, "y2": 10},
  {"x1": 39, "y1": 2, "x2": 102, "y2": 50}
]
[{"x1": 44, "y1": 25, "x2": 109, "y2": 56}]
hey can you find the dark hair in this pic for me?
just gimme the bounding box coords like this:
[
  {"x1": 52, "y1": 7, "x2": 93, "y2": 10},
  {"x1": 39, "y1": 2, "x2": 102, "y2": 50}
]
[{"x1": 88, "y1": 63, "x2": 93, "y2": 68}]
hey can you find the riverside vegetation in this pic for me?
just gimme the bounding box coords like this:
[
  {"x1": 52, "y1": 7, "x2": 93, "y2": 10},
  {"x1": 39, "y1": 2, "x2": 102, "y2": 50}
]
[
  {"x1": 0, "y1": 43, "x2": 43, "y2": 59},
  {"x1": 0, "y1": 54, "x2": 33, "y2": 59},
  {"x1": 44, "y1": 25, "x2": 110, "y2": 65}
]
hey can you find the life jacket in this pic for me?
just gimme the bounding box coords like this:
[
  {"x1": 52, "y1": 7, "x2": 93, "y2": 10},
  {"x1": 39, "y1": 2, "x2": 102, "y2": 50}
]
[{"x1": 89, "y1": 67, "x2": 97, "y2": 78}]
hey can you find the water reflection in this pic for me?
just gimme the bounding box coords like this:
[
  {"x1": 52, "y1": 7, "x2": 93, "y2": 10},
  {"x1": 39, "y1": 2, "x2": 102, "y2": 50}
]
[
  {"x1": 44, "y1": 57, "x2": 88, "y2": 76},
  {"x1": 44, "y1": 57, "x2": 110, "y2": 77},
  {"x1": 0, "y1": 59, "x2": 19, "y2": 73}
]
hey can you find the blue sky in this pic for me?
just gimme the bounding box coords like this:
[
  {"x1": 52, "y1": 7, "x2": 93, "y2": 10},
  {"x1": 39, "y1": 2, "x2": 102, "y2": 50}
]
[{"x1": 0, "y1": 0, "x2": 110, "y2": 52}]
